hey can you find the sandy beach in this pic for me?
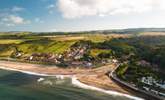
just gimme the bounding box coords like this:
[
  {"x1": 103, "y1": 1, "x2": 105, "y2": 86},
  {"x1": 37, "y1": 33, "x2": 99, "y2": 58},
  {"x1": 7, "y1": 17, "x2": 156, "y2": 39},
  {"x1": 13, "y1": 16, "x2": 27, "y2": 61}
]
[{"x1": 0, "y1": 60, "x2": 142, "y2": 99}]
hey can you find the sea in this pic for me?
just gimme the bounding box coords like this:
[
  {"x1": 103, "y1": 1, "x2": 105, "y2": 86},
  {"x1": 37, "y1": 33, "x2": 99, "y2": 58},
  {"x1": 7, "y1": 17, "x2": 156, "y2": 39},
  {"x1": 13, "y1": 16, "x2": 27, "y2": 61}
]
[{"x1": 0, "y1": 69, "x2": 137, "y2": 100}]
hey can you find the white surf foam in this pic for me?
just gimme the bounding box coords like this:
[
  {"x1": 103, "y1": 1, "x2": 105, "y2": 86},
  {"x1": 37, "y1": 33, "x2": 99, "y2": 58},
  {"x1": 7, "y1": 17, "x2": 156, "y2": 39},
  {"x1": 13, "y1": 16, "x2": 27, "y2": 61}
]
[
  {"x1": 37, "y1": 78, "x2": 45, "y2": 82},
  {"x1": 72, "y1": 76, "x2": 144, "y2": 100},
  {"x1": 0, "y1": 66, "x2": 144, "y2": 100}
]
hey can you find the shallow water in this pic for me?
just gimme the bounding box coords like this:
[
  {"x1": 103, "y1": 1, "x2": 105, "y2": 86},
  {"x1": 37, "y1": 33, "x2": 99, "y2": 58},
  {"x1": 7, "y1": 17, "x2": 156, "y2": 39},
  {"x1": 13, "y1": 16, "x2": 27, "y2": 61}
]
[{"x1": 0, "y1": 69, "x2": 132, "y2": 100}]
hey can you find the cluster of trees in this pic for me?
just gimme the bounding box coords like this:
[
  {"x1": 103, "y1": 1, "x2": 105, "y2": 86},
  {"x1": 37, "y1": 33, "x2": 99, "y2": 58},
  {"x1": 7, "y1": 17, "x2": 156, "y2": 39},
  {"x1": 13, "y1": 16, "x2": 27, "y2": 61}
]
[
  {"x1": 72, "y1": 36, "x2": 165, "y2": 82},
  {"x1": 0, "y1": 32, "x2": 32, "y2": 39},
  {"x1": 116, "y1": 63, "x2": 128, "y2": 79},
  {"x1": 69, "y1": 36, "x2": 165, "y2": 71},
  {"x1": 100, "y1": 36, "x2": 165, "y2": 71},
  {"x1": 110, "y1": 36, "x2": 165, "y2": 86}
]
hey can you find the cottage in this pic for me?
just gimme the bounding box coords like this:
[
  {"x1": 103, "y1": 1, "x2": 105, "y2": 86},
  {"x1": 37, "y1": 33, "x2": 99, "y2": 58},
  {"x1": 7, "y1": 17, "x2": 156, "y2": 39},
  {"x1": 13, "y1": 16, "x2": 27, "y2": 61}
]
[
  {"x1": 71, "y1": 61, "x2": 84, "y2": 66},
  {"x1": 112, "y1": 59, "x2": 118, "y2": 63},
  {"x1": 137, "y1": 60, "x2": 151, "y2": 67},
  {"x1": 85, "y1": 62, "x2": 93, "y2": 68},
  {"x1": 156, "y1": 83, "x2": 165, "y2": 89},
  {"x1": 141, "y1": 76, "x2": 156, "y2": 85},
  {"x1": 29, "y1": 56, "x2": 33, "y2": 60}
]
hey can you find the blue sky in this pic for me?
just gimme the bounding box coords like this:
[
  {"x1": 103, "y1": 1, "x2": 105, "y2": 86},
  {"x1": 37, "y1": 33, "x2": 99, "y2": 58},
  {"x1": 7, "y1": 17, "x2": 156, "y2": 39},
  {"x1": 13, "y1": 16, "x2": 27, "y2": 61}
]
[{"x1": 0, "y1": 0, "x2": 165, "y2": 32}]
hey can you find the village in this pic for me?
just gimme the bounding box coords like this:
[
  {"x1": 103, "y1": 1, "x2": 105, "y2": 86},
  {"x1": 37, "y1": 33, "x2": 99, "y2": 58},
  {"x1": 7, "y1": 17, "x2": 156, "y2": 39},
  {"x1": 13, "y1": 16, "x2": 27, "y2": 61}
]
[
  {"x1": 12, "y1": 43, "x2": 112, "y2": 69},
  {"x1": 136, "y1": 60, "x2": 165, "y2": 97},
  {"x1": 141, "y1": 76, "x2": 165, "y2": 97}
]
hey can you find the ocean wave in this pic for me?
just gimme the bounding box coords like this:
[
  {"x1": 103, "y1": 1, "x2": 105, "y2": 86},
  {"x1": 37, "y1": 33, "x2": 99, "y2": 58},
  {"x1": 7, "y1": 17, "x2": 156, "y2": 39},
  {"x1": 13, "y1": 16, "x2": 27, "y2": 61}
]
[
  {"x1": 72, "y1": 77, "x2": 144, "y2": 100},
  {"x1": 37, "y1": 78, "x2": 45, "y2": 82},
  {"x1": 0, "y1": 66, "x2": 144, "y2": 100}
]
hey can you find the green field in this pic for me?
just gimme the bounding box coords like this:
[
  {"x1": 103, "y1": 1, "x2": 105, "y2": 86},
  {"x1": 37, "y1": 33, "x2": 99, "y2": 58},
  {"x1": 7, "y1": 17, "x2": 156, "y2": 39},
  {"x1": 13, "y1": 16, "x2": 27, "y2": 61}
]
[
  {"x1": 0, "y1": 32, "x2": 130, "y2": 57},
  {"x1": 0, "y1": 39, "x2": 23, "y2": 44}
]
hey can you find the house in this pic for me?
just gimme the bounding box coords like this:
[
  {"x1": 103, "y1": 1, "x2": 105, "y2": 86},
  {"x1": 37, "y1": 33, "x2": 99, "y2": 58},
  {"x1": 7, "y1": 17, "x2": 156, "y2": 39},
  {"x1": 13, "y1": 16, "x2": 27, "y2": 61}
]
[
  {"x1": 71, "y1": 61, "x2": 84, "y2": 66},
  {"x1": 85, "y1": 62, "x2": 93, "y2": 68},
  {"x1": 141, "y1": 76, "x2": 165, "y2": 89},
  {"x1": 156, "y1": 83, "x2": 165, "y2": 89},
  {"x1": 14, "y1": 51, "x2": 23, "y2": 58},
  {"x1": 16, "y1": 52, "x2": 22, "y2": 57},
  {"x1": 143, "y1": 86, "x2": 149, "y2": 91},
  {"x1": 112, "y1": 59, "x2": 118, "y2": 63},
  {"x1": 58, "y1": 54, "x2": 62, "y2": 58},
  {"x1": 29, "y1": 56, "x2": 33, "y2": 60},
  {"x1": 137, "y1": 60, "x2": 151, "y2": 67},
  {"x1": 141, "y1": 76, "x2": 156, "y2": 85}
]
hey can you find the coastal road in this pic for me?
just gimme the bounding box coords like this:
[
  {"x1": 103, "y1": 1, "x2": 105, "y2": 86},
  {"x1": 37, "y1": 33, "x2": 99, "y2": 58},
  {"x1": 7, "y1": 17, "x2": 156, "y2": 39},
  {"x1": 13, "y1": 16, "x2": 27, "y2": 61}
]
[{"x1": 109, "y1": 64, "x2": 164, "y2": 100}]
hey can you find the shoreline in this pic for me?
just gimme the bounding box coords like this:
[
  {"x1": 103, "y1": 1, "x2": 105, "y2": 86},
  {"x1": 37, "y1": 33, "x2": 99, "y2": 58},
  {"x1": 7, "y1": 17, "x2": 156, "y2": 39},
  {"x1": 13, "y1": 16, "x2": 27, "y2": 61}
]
[
  {"x1": 0, "y1": 60, "x2": 143, "y2": 100},
  {"x1": 72, "y1": 77, "x2": 143, "y2": 100}
]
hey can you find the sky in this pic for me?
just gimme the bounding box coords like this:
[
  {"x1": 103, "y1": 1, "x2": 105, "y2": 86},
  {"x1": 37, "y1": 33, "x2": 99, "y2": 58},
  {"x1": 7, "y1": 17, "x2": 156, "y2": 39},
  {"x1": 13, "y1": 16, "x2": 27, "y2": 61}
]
[{"x1": 0, "y1": 0, "x2": 165, "y2": 32}]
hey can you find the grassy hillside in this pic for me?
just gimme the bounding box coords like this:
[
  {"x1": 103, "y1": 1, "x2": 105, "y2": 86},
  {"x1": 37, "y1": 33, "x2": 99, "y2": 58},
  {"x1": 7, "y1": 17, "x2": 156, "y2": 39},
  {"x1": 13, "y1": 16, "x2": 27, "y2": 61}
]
[
  {"x1": 17, "y1": 39, "x2": 75, "y2": 55},
  {"x1": 0, "y1": 31, "x2": 164, "y2": 58},
  {"x1": 0, "y1": 32, "x2": 131, "y2": 57},
  {"x1": 0, "y1": 39, "x2": 76, "y2": 57}
]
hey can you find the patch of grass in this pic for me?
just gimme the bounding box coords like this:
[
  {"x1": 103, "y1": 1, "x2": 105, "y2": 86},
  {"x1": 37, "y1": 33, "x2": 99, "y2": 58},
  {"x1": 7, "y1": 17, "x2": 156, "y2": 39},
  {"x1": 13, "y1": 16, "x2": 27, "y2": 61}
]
[
  {"x1": 90, "y1": 49, "x2": 111, "y2": 57},
  {"x1": 138, "y1": 32, "x2": 165, "y2": 36},
  {"x1": 16, "y1": 40, "x2": 75, "y2": 55},
  {"x1": 83, "y1": 34, "x2": 110, "y2": 42},
  {"x1": 82, "y1": 34, "x2": 130, "y2": 42},
  {"x1": 0, "y1": 39, "x2": 23, "y2": 44},
  {"x1": 45, "y1": 41, "x2": 75, "y2": 53},
  {"x1": 0, "y1": 50, "x2": 13, "y2": 57},
  {"x1": 48, "y1": 35, "x2": 85, "y2": 41},
  {"x1": 0, "y1": 46, "x2": 13, "y2": 57},
  {"x1": 44, "y1": 34, "x2": 112, "y2": 42}
]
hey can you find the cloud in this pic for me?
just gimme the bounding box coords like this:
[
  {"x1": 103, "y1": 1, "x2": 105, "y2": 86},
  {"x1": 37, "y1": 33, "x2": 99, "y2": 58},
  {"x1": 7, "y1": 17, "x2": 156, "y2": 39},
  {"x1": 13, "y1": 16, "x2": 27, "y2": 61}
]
[
  {"x1": 1, "y1": 15, "x2": 31, "y2": 26},
  {"x1": 0, "y1": 5, "x2": 30, "y2": 27},
  {"x1": 35, "y1": 18, "x2": 44, "y2": 23},
  {"x1": 8, "y1": 15, "x2": 24, "y2": 24},
  {"x1": 47, "y1": 4, "x2": 55, "y2": 9},
  {"x1": 57, "y1": 0, "x2": 165, "y2": 19},
  {"x1": 12, "y1": 6, "x2": 24, "y2": 12},
  {"x1": 47, "y1": 4, "x2": 56, "y2": 14}
]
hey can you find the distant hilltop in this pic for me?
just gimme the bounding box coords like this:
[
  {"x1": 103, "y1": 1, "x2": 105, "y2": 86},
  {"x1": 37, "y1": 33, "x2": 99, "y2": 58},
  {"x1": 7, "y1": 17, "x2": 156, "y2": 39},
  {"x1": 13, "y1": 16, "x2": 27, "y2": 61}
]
[
  {"x1": 104, "y1": 28, "x2": 165, "y2": 34},
  {"x1": 89, "y1": 28, "x2": 165, "y2": 34},
  {"x1": 1, "y1": 28, "x2": 165, "y2": 35}
]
